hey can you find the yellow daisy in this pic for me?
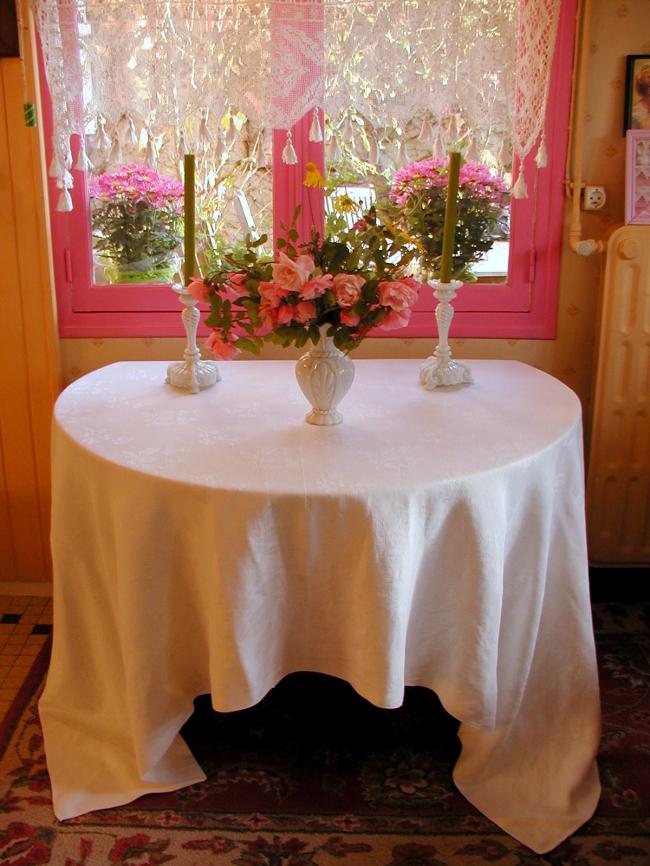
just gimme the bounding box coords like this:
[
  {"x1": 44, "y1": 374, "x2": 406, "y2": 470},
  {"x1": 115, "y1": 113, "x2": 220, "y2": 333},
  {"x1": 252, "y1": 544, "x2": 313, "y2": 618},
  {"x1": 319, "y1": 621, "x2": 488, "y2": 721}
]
[
  {"x1": 333, "y1": 194, "x2": 359, "y2": 213},
  {"x1": 303, "y1": 161, "x2": 326, "y2": 188}
]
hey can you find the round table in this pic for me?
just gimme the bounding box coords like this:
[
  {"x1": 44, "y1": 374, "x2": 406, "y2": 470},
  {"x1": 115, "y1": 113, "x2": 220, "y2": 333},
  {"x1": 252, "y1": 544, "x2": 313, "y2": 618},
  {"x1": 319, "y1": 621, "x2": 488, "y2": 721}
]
[{"x1": 40, "y1": 359, "x2": 600, "y2": 854}]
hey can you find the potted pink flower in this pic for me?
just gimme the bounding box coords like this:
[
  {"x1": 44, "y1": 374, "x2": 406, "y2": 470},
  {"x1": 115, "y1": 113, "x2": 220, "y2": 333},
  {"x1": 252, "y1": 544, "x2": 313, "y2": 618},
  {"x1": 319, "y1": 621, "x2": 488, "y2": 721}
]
[
  {"x1": 89, "y1": 163, "x2": 184, "y2": 284},
  {"x1": 388, "y1": 158, "x2": 509, "y2": 280}
]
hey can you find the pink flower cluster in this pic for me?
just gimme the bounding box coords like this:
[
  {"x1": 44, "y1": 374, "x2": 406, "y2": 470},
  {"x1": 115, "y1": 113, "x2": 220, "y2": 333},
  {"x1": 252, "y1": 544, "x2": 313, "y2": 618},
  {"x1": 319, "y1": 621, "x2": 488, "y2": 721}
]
[
  {"x1": 390, "y1": 158, "x2": 509, "y2": 207},
  {"x1": 88, "y1": 163, "x2": 184, "y2": 210},
  {"x1": 191, "y1": 249, "x2": 422, "y2": 360}
]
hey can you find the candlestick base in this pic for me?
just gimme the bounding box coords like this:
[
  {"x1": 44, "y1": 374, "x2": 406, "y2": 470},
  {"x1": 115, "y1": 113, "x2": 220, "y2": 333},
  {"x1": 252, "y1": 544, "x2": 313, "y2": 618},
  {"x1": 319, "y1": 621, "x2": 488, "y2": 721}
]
[
  {"x1": 419, "y1": 278, "x2": 473, "y2": 390},
  {"x1": 166, "y1": 283, "x2": 220, "y2": 394},
  {"x1": 420, "y1": 356, "x2": 473, "y2": 389},
  {"x1": 167, "y1": 358, "x2": 220, "y2": 394}
]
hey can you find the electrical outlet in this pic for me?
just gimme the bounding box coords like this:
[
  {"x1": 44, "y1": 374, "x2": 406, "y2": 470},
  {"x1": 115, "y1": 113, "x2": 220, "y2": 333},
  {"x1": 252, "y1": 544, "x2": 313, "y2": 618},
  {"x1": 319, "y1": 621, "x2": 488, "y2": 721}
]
[{"x1": 583, "y1": 185, "x2": 606, "y2": 210}]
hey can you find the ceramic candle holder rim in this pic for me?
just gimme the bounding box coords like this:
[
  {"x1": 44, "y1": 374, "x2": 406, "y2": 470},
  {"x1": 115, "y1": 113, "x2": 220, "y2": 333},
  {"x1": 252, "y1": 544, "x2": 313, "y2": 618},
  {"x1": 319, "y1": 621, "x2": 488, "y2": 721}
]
[{"x1": 429, "y1": 277, "x2": 464, "y2": 290}]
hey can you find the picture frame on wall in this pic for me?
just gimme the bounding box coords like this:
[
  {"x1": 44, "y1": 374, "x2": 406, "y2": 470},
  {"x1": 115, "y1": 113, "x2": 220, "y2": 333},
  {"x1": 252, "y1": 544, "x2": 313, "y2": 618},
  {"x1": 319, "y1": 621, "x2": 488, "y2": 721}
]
[
  {"x1": 0, "y1": 0, "x2": 20, "y2": 58},
  {"x1": 625, "y1": 129, "x2": 650, "y2": 225},
  {"x1": 624, "y1": 55, "x2": 650, "y2": 132}
]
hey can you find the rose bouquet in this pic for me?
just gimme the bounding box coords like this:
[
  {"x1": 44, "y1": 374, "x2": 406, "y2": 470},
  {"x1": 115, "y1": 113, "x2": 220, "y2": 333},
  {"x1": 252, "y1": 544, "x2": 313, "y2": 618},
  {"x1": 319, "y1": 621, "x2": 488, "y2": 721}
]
[
  {"x1": 89, "y1": 163, "x2": 184, "y2": 283},
  {"x1": 387, "y1": 158, "x2": 509, "y2": 281},
  {"x1": 189, "y1": 210, "x2": 422, "y2": 359}
]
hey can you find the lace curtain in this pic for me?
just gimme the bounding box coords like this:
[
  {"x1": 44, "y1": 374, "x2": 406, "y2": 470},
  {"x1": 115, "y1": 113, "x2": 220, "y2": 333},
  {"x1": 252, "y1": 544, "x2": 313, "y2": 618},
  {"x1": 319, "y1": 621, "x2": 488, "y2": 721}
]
[{"x1": 32, "y1": 0, "x2": 561, "y2": 210}]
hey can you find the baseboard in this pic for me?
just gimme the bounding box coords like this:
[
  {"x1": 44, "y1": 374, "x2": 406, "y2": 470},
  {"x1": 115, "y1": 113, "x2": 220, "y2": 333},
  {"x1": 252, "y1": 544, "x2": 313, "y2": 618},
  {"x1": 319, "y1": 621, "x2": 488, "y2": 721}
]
[
  {"x1": 589, "y1": 565, "x2": 650, "y2": 602},
  {"x1": 0, "y1": 582, "x2": 53, "y2": 597},
  {"x1": 1, "y1": 571, "x2": 647, "y2": 603}
]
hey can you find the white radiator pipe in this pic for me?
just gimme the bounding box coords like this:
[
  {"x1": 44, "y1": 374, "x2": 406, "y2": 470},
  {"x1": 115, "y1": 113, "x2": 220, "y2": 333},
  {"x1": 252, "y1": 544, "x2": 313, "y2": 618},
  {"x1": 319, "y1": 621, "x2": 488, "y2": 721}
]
[{"x1": 567, "y1": 0, "x2": 605, "y2": 256}]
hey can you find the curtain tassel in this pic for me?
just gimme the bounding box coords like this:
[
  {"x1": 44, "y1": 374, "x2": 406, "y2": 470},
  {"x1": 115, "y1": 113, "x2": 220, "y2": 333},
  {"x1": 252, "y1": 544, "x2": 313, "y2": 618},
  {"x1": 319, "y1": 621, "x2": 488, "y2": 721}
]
[
  {"x1": 308, "y1": 109, "x2": 323, "y2": 143},
  {"x1": 341, "y1": 115, "x2": 355, "y2": 142},
  {"x1": 215, "y1": 132, "x2": 226, "y2": 163},
  {"x1": 56, "y1": 188, "x2": 73, "y2": 212},
  {"x1": 48, "y1": 151, "x2": 62, "y2": 179},
  {"x1": 96, "y1": 119, "x2": 112, "y2": 156},
  {"x1": 125, "y1": 114, "x2": 138, "y2": 147},
  {"x1": 76, "y1": 138, "x2": 92, "y2": 171},
  {"x1": 144, "y1": 129, "x2": 158, "y2": 168},
  {"x1": 535, "y1": 133, "x2": 548, "y2": 168},
  {"x1": 432, "y1": 134, "x2": 442, "y2": 160},
  {"x1": 327, "y1": 134, "x2": 341, "y2": 162},
  {"x1": 109, "y1": 134, "x2": 123, "y2": 165},
  {"x1": 282, "y1": 130, "x2": 298, "y2": 165},
  {"x1": 177, "y1": 129, "x2": 188, "y2": 158},
  {"x1": 396, "y1": 140, "x2": 409, "y2": 167},
  {"x1": 367, "y1": 133, "x2": 378, "y2": 165},
  {"x1": 512, "y1": 165, "x2": 528, "y2": 199},
  {"x1": 466, "y1": 134, "x2": 481, "y2": 162},
  {"x1": 199, "y1": 109, "x2": 213, "y2": 152},
  {"x1": 498, "y1": 138, "x2": 511, "y2": 169},
  {"x1": 418, "y1": 114, "x2": 434, "y2": 143}
]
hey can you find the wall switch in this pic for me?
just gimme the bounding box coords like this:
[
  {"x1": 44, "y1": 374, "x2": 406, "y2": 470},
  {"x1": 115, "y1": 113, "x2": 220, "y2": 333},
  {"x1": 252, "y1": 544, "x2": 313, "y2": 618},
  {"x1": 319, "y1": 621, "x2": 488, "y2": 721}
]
[{"x1": 583, "y1": 185, "x2": 606, "y2": 210}]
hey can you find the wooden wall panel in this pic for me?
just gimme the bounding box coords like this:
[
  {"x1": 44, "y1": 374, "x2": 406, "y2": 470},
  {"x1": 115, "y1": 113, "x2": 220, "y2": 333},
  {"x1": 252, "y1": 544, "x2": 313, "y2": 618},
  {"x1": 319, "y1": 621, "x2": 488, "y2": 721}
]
[{"x1": 0, "y1": 8, "x2": 60, "y2": 583}]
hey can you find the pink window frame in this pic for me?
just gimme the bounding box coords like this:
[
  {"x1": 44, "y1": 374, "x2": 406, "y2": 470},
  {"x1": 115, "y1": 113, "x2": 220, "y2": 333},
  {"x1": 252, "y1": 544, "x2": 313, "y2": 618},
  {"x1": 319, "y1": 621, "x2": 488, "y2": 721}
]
[{"x1": 44, "y1": 0, "x2": 576, "y2": 340}]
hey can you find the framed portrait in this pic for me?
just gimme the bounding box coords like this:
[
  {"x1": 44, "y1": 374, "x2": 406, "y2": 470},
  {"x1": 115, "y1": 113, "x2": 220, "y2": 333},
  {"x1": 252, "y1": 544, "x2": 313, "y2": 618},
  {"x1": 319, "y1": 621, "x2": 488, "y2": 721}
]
[
  {"x1": 625, "y1": 129, "x2": 650, "y2": 225},
  {"x1": 624, "y1": 55, "x2": 650, "y2": 132},
  {"x1": 0, "y1": 0, "x2": 19, "y2": 59}
]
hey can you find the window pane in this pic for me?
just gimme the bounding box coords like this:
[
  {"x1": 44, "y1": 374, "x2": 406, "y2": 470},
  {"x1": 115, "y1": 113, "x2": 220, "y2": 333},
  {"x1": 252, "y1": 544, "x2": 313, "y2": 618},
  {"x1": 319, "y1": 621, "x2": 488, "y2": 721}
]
[
  {"x1": 324, "y1": 115, "x2": 511, "y2": 284},
  {"x1": 87, "y1": 114, "x2": 273, "y2": 285}
]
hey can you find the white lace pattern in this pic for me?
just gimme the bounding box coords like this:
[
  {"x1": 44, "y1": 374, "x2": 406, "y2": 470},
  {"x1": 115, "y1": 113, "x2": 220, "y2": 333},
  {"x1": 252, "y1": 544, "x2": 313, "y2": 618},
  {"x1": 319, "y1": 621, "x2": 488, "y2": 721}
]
[{"x1": 31, "y1": 0, "x2": 561, "y2": 208}]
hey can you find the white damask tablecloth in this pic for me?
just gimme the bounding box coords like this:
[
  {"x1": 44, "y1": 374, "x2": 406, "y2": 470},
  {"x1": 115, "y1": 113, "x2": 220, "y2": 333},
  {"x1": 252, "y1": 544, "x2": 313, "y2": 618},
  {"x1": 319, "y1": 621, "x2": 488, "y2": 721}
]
[{"x1": 40, "y1": 360, "x2": 601, "y2": 854}]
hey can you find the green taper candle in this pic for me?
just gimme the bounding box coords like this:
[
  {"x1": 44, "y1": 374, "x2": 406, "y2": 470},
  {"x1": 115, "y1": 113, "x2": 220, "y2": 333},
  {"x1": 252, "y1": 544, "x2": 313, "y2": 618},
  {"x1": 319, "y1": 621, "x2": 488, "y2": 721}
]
[
  {"x1": 439, "y1": 151, "x2": 461, "y2": 283},
  {"x1": 183, "y1": 154, "x2": 196, "y2": 286}
]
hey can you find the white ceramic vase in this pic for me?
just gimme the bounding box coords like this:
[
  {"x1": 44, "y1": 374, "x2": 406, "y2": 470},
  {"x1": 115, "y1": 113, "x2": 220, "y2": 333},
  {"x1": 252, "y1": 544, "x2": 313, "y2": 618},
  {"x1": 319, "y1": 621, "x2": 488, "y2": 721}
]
[{"x1": 295, "y1": 325, "x2": 355, "y2": 426}]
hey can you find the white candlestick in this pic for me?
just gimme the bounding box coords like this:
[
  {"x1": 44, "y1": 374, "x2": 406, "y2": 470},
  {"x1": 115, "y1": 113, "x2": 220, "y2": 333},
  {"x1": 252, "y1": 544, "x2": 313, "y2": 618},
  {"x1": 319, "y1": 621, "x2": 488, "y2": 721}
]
[
  {"x1": 420, "y1": 279, "x2": 473, "y2": 389},
  {"x1": 166, "y1": 283, "x2": 220, "y2": 393}
]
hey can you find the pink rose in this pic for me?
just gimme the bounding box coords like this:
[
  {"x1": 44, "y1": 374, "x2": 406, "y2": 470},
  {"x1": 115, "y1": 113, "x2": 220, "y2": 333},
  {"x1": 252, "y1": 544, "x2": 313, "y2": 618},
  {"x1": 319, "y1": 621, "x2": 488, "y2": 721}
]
[
  {"x1": 186, "y1": 275, "x2": 211, "y2": 303},
  {"x1": 333, "y1": 273, "x2": 365, "y2": 308},
  {"x1": 275, "y1": 303, "x2": 293, "y2": 325},
  {"x1": 300, "y1": 273, "x2": 333, "y2": 300},
  {"x1": 259, "y1": 300, "x2": 278, "y2": 330},
  {"x1": 402, "y1": 276, "x2": 425, "y2": 293},
  {"x1": 227, "y1": 272, "x2": 248, "y2": 291},
  {"x1": 258, "y1": 280, "x2": 289, "y2": 308},
  {"x1": 259, "y1": 301, "x2": 292, "y2": 328},
  {"x1": 206, "y1": 329, "x2": 239, "y2": 359},
  {"x1": 378, "y1": 280, "x2": 419, "y2": 311},
  {"x1": 292, "y1": 300, "x2": 317, "y2": 323},
  {"x1": 340, "y1": 310, "x2": 361, "y2": 327},
  {"x1": 378, "y1": 308, "x2": 412, "y2": 331},
  {"x1": 271, "y1": 251, "x2": 315, "y2": 292}
]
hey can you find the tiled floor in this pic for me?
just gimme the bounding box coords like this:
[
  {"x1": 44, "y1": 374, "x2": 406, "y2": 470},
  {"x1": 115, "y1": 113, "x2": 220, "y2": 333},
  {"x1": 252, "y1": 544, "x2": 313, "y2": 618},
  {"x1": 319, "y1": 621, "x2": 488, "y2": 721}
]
[{"x1": 0, "y1": 595, "x2": 52, "y2": 719}]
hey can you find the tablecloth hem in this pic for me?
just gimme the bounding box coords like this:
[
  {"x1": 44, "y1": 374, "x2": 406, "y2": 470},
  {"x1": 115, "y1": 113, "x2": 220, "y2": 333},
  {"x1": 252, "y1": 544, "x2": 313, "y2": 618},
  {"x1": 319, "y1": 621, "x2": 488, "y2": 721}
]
[
  {"x1": 208, "y1": 667, "x2": 494, "y2": 732},
  {"x1": 53, "y1": 769, "x2": 208, "y2": 823},
  {"x1": 453, "y1": 767, "x2": 601, "y2": 854}
]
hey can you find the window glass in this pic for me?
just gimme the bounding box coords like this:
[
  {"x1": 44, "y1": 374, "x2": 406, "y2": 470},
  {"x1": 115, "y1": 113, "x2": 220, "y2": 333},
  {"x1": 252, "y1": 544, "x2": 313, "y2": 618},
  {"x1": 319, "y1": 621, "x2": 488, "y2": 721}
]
[
  {"x1": 86, "y1": 114, "x2": 273, "y2": 285},
  {"x1": 41, "y1": 0, "x2": 576, "y2": 339},
  {"x1": 324, "y1": 117, "x2": 511, "y2": 284}
]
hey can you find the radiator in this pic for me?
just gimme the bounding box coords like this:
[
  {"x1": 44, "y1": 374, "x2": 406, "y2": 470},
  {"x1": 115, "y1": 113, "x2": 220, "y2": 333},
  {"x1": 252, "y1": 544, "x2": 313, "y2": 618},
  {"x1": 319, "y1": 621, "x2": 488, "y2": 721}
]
[{"x1": 586, "y1": 224, "x2": 650, "y2": 564}]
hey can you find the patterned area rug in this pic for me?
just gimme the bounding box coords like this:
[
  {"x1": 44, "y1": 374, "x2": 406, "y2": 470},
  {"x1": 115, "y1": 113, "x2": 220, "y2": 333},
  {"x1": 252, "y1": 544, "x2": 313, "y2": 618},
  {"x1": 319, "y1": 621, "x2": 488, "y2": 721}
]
[{"x1": 0, "y1": 603, "x2": 649, "y2": 865}]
